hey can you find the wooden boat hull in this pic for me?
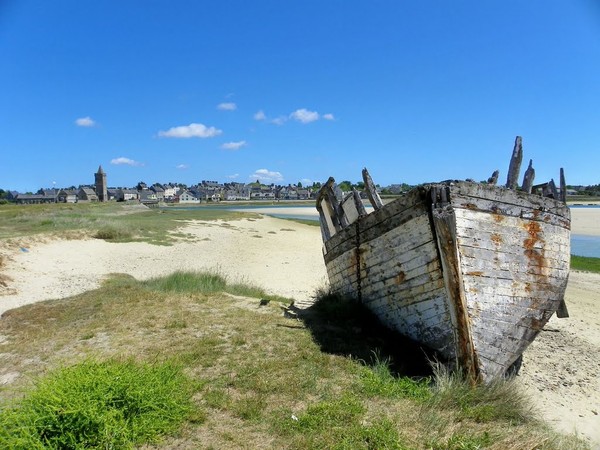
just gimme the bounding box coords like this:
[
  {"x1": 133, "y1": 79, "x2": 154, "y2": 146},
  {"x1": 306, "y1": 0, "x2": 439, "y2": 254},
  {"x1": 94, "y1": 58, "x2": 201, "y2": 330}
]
[{"x1": 320, "y1": 181, "x2": 570, "y2": 382}]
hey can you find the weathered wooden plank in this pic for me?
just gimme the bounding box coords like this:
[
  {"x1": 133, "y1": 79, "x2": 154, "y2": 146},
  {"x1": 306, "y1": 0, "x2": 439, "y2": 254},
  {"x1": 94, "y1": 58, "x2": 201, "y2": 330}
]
[
  {"x1": 454, "y1": 215, "x2": 571, "y2": 244},
  {"x1": 459, "y1": 245, "x2": 571, "y2": 272},
  {"x1": 506, "y1": 136, "x2": 523, "y2": 190},
  {"x1": 521, "y1": 159, "x2": 535, "y2": 193},
  {"x1": 472, "y1": 322, "x2": 538, "y2": 351},
  {"x1": 456, "y1": 224, "x2": 571, "y2": 255},
  {"x1": 459, "y1": 237, "x2": 571, "y2": 269},
  {"x1": 449, "y1": 181, "x2": 570, "y2": 217},
  {"x1": 432, "y1": 203, "x2": 480, "y2": 382},
  {"x1": 560, "y1": 168, "x2": 567, "y2": 203},
  {"x1": 467, "y1": 294, "x2": 559, "y2": 322},
  {"x1": 318, "y1": 207, "x2": 331, "y2": 241},
  {"x1": 360, "y1": 243, "x2": 439, "y2": 280},
  {"x1": 556, "y1": 298, "x2": 569, "y2": 318},
  {"x1": 362, "y1": 167, "x2": 384, "y2": 210},
  {"x1": 340, "y1": 190, "x2": 366, "y2": 225},
  {"x1": 476, "y1": 353, "x2": 517, "y2": 380},
  {"x1": 450, "y1": 195, "x2": 570, "y2": 229},
  {"x1": 453, "y1": 209, "x2": 571, "y2": 240},
  {"x1": 463, "y1": 278, "x2": 567, "y2": 302},
  {"x1": 543, "y1": 179, "x2": 558, "y2": 199},
  {"x1": 323, "y1": 188, "x2": 428, "y2": 258},
  {"x1": 363, "y1": 279, "x2": 446, "y2": 310}
]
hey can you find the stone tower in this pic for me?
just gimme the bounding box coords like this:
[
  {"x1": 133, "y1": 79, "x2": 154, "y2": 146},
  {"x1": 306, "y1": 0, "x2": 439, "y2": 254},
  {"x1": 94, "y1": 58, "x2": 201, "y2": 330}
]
[{"x1": 95, "y1": 165, "x2": 107, "y2": 202}]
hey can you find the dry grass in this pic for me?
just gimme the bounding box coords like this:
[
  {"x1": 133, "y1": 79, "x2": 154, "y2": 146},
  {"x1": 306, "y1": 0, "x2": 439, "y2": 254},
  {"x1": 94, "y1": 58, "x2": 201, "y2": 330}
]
[{"x1": 0, "y1": 274, "x2": 590, "y2": 449}]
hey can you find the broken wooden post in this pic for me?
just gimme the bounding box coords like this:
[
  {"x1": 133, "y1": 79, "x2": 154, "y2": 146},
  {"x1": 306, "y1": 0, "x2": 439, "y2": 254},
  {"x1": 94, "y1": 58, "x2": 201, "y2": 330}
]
[
  {"x1": 521, "y1": 159, "x2": 535, "y2": 193},
  {"x1": 547, "y1": 179, "x2": 558, "y2": 199},
  {"x1": 487, "y1": 170, "x2": 499, "y2": 185},
  {"x1": 362, "y1": 167, "x2": 383, "y2": 210},
  {"x1": 352, "y1": 188, "x2": 367, "y2": 216},
  {"x1": 506, "y1": 136, "x2": 523, "y2": 190},
  {"x1": 560, "y1": 168, "x2": 567, "y2": 203},
  {"x1": 556, "y1": 299, "x2": 569, "y2": 318}
]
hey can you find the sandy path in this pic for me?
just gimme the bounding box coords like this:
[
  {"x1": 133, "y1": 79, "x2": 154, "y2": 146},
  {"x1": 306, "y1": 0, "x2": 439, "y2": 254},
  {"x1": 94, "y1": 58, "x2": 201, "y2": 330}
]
[
  {"x1": 0, "y1": 216, "x2": 327, "y2": 315},
  {"x1": 1, "y1": 212, "x2": 599, "y2": 445}
]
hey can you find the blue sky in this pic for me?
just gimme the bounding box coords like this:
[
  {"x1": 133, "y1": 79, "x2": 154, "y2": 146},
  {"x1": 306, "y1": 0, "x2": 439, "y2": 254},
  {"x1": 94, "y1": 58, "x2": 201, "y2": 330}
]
[{"x1": 1, "y1": 1, "x2": 599, "y2": 192}]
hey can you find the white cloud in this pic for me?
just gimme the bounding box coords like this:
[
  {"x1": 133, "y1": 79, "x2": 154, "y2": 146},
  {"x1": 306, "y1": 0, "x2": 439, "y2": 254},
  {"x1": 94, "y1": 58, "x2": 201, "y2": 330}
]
[
  {"x1": 176, "y1": 164, "x2": 189, "y2": 169},
  {"x1": 250, "y1": 168, "x2": 284, "y2": 183},
  {"x1": 271, "y1": 116, "x2": 287, "y2": 126},
  {"x1": 221, "y1": 140, "x2": 247, "y2": 150},
  {"x1": 227, "y1": 173, "x2": 239, "y2": 179},
  {"x1": 255, "y1": 108, "x2": 334, "y2": 125},
  {"x1": 158, "y1": 123, "x2": 222, "y2": 138},
  {"x1": 110, "y1": 157, "x2": 143, "y2": 167},
  {"x1": 75, "y1": 116, "x2": 96, "y2": 127},
  {"x1": 290, "y1": 108, "x2": 320, "y2": 124},
  {"x1": 300, "y1": 178, "x2": 313, "y2": 185},
  {"x1": 217, "y1": 102, "x2": 237, "y2": 111}
]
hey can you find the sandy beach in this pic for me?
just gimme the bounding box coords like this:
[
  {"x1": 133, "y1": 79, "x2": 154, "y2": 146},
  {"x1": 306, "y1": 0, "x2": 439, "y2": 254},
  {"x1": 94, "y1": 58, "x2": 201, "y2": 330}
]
[{"x1": 1, "y1": 208, "x2": 599, "y2": 445}]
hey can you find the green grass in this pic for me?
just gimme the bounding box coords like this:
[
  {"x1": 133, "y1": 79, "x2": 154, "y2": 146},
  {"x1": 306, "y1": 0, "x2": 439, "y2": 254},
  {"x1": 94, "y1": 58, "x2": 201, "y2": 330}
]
[
  {"x1": 0, "y1": 273, "x2": 589, "y2": 449},
  {"x1": 571, "y1": 255, "x2": 600, "y2": 273},
  {"x1": 427, "y1": 362, "x2": 531, "y2": 424},
  {"x1": 0, "y1": 202, "x2": 252, "y2": 244},
  {"x1": 141, "y1": 270, "x2": 290, "y2": 303},
  {"x1": 0, "y1": 359, "x2": 199, "y2": 449},
  {"x1": 358, "y1": 353, "x2": 431, "y2": 401}
]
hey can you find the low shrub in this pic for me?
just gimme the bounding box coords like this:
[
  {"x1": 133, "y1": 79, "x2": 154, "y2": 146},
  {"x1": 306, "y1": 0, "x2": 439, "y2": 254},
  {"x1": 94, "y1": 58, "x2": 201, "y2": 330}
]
[
  {"x1": 0, "y1": 359, "x2": 198, "y2": 449},
  {"x1": 94, "y1": 226, "x2": 132, "y2": 241}
]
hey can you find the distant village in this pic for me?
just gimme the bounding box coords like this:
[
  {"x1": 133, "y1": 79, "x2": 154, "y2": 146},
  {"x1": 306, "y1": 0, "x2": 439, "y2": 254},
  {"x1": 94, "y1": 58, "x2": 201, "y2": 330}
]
[
  {"x1": 3, "y1": 166, "x2": 395, "y2": 205},
  {"x1": 3, "y1": 165, "x2": 597, "y2": 206}
]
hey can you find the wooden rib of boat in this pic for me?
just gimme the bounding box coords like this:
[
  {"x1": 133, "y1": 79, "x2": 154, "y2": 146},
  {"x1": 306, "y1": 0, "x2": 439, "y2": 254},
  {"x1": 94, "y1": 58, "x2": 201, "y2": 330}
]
[{"x1": 316, "y1": 136, "x2": 571, "y2": 383}]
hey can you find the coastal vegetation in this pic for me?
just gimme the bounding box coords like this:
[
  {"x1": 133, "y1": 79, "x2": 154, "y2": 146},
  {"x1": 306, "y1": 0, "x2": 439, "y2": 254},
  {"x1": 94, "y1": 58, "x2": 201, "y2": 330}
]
[
  {"x1": 570, "y1": 255, "x2": 600, "y2": 274},
  {"x1": 0, "y1": 272, "x2": 588, "y2": 449},
  {"x1": 0, "y1": 202, "x2": 251, "y2": 245}
]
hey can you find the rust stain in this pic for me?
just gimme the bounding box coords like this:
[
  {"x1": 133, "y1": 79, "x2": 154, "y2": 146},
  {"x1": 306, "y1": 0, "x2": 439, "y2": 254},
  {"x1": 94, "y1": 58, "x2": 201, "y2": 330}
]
[
  {"x1": 530, "y1": 317, "x2": 544, "y2": 331},
  {"x1": 523, "y1": 221, "x2": 545, "y2": 270},
  {"x1": 395, "y1": 272, "x2": 406, "y2": 284},
  {"x1": 491, "y1": 233, "x2": 502, "y2": 246},
  {"x1": 522, "y1": 219, "x2": 548, "y2": 313},
  {"x1": 493, "y1": 213, "x2": 504, "y2": 223},
  {"x1": 462, "y1": 202, "x2": 477, "y2": 210},
  {"x1": 466, "y1": 271, "x2": 484, "y2": 277}
]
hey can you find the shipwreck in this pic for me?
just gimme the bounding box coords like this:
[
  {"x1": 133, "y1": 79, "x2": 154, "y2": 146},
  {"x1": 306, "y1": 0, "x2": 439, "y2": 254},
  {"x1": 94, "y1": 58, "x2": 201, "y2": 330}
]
[{"x1": 316, "y1": 136, "x2": 570, "y2": 383}]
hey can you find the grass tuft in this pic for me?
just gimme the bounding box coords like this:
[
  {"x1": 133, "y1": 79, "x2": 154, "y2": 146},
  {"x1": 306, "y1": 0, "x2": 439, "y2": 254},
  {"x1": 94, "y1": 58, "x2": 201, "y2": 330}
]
[
  {"x1": 427, "y1": 362, "x2": 532, "y2": 424},
  {"x1": 278, "y1": 395, "x2": 408, "y2": 449},
  {"x1": 143, "y1": 270, "x2": 227, "y2": 293},
  {"x1": 142, "y1": 270, "x2": 290, "y2": 304},
  {"x1": 359, "y1": 352, "x2": 431, "y2": 401},
  {"x1": 94, "y1": 226, "x2": 133, "y2": 241},
  {"x1": 0, "y1": 359, "x2": 198, "y2": 449}
]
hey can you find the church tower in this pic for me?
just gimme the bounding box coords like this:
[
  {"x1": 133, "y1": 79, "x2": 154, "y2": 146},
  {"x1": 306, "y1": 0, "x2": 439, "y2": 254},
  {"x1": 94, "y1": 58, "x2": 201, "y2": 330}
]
[{"x1": 95, "y1": 165, "x2": 108, "y2": 202}]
